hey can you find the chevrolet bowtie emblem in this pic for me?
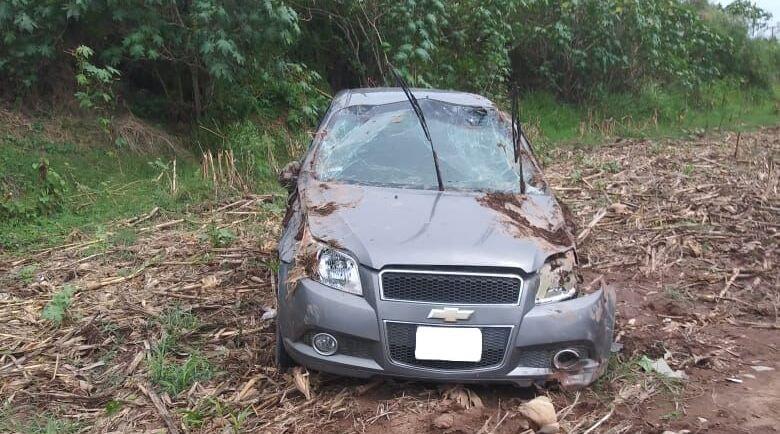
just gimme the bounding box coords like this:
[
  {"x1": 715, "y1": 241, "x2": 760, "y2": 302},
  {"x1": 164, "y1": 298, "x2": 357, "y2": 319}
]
[{"x1": 427, "y1": 307, "x2": 474, "y2": 322}]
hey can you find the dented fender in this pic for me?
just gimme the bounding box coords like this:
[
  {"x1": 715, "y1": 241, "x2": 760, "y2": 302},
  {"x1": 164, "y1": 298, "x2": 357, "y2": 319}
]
[{"x1": 517, "y1": 287, "x2": 616, "y2": 352}]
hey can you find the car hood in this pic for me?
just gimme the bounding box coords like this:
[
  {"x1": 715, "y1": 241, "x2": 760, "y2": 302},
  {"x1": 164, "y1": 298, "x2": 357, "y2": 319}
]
[{"x1": 300, "y1": 182, "x2": 574, "y2": 273}]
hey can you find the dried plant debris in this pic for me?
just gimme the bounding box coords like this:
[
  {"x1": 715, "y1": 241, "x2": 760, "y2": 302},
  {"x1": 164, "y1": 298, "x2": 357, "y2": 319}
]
[
  {"x1": 285, "y1": 224, "x2": 319, "y2": 294},
  {"x1": 1, "y1": 128, "x2": 779, "y2": 432},
  {"x1": 0, "y1": 194, "x2": 354, "y2": 432}
]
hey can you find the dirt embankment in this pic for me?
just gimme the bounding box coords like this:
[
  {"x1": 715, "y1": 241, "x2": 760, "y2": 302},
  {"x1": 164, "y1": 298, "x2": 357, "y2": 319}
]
[{"x1": 1, "y1": 127, "x2": 778, "y2": 433}]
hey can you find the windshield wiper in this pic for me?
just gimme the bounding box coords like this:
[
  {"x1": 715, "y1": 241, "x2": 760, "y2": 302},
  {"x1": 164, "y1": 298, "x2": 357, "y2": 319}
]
[
  {"x1": 390, "y1": 68, "x2": 445, "y2": 191},
  {"x1": 510, "y1": 84, "x2": 527, "y2": 194}
]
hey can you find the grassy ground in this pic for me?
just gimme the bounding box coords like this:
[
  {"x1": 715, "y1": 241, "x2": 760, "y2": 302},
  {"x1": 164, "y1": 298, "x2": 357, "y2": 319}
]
[
  {"x1": 0, "y1": 134, "x2": 208, "y2": 251},
  {"x1": 1, "y1": 81, "x2": 777, "y2": 254},
  {"x1": 0, "y1": 115, "x2": 296, "y2": 253},
  {"x1": 521, "y1": 80, "x2": 780, "y2": 151}
]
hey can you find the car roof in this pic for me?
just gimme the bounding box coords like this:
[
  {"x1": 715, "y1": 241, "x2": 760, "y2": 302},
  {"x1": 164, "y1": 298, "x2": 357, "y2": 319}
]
[{"x1": 331, "y1": 87, "x2": 496, "y2": 110}]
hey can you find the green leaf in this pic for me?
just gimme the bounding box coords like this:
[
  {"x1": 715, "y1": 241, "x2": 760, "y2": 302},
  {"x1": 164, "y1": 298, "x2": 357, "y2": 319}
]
[
  {"x1": 75, "y1": 45, "x2": 93, "y2": 58},
  {"x1": 42, "y1": 285, "x2": 78, "y2": 325},
  {"x1": 637, "y1": 356, "x2": 654, "y2": 373},
  {"x1": 14, "y1": 13, "x2": 36, "y2": 32},
  {"x1": 414, "y1": 47, "x2": 431, "y2": 61}
]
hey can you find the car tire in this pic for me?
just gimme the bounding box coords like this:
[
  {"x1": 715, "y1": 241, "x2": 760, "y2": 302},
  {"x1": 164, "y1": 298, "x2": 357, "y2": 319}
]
[{"x1": 275, "y1": 323, "x2": 296, "y2": 371}]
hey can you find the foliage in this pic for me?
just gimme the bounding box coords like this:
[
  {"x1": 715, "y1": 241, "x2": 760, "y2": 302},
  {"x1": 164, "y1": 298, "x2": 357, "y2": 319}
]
[
  {"x1": 149, "y1": 350, "x2": 213, "y2": 396},
  {"x1": 1, "y1": 157, "x2": 67, "y2": 221},
  {"x1": 266, "y1": 62, "x2": 330, "y2": 127},
  {"x1": 17, "y1": 264, "x2": 38, "y2": 283},
  {"x1": 104, "y1": 400, "x2": 122, "y2": 416},
  {"x1": 2, "y1": 0, "x2": 778, "y2": 124},
  {"x1": 706, "y1": 3, "x2": 780, "y2": 88},
  {"x1": 149, "y1": 306, "x2": 212, "y2": 396},
  {"x1": 292, "y1": 0, "x2": 514, "y2": 94},
  {"x1": 510, "y1": 0, "x2": 729, "y2": 98},
  {"x1": 520, "y1": 79, "x2": 779, "y2": 156},
  {"x1": 109, "y1": 228, "x2": 138, "y2": 247},
  {"x1": 290, "y1": 0, "x2": 778, "y2": 102},
  {"x1": 0, "y1": 128, "x2": 212, "y2": 251},
  {"x1": 724, "y1": 0, "x2": 773, "y2": 37},
  {"x1": 182, "y1": 397, "x2": 253, "y2": 432},
  {"x1": 209, "y1": 226, "x2": 237, "y2": 248},
  {"x1": 159, "y1": 305, "x2": 200, "y2": 335},
  {"x1": 0, "y1": 0, "x2": 301, "y2": 119},
  {"x1": 0, "y1": 405, "x2": 81, "y2": 434},
  {"x1": 72, "y1": 45, "x2": 119, "y2": 131},
  {"x1": 41, "y1": 285, "x2": 78, "y2": 325}
]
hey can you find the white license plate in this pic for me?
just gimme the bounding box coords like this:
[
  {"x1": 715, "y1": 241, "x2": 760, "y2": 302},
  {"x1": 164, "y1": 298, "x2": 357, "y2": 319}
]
[{"x1": 415, "y1": 326, "x2": 482, "y2": 362}]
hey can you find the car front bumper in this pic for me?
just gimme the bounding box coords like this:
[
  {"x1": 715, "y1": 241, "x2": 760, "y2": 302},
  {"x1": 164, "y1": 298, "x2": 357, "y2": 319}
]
[{"x1": 277, "y1": 264, "x2": 616, "y2": 388}]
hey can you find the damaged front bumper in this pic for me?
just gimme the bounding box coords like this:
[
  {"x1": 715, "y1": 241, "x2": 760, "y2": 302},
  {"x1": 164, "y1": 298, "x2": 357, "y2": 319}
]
[{"x1": 277, "y1": 264, "x2": 616, "y2": 388}]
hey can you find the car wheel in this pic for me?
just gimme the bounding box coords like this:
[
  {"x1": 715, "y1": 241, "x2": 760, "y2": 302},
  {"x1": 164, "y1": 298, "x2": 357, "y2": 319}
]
[{"x1": 275, "y1": 323, "x2": 296, "y2": 370}]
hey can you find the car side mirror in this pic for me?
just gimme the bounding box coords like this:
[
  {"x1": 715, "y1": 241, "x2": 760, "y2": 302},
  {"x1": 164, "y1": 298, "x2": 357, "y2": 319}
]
[{"x1": 278, "y1": 160, "x2": 301, "y2": 191}]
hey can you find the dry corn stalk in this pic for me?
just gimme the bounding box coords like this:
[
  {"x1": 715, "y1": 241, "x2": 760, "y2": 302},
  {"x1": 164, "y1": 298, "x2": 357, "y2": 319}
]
[{"x1": 201, "y1": 149, "x2": 248, "y2": 194}]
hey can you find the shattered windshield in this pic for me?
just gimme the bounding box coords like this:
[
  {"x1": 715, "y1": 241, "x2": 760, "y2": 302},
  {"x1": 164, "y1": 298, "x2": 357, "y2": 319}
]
[{"x1": 314, "y1": 99, "x2": 540, "y2": 193}]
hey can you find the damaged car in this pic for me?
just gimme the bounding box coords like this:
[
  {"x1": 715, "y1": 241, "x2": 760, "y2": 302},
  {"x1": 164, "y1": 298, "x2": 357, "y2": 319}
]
[{"x1": 275, "y1": 86, "x2": 616, "y2": 388}]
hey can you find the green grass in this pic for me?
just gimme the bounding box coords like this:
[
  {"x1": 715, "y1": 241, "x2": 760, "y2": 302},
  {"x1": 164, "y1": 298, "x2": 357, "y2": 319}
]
[
  {"x1": 108, "y1": 227, "x2": 138, "y2": 247},
  {"x1": 181, "y1": 397, "x2": 253, "y2": 432},
  {"x1": 158, "y1": 305, "x2": 200, "y2": 335},
  {"x1": 521, "y1": 80, "x2": 780, "y2": 155},
  {"x1": 148, "y1": 306, "x2": 212, "y2": 396},
  {"x1": 17, "y1": 264, "x2": 38, "y2": 283},
  {"x1": 0, "y1": 114, "x2": 299, "y2": 254},
  {"x1": 0, "y1": 132, "x2": 212, "y2": 252},
  {"x1": 664, "y1": 286, "x2": 689, "y2": 302},
  {"x1": 208, "y1": 226, "x2": 237, "y2": 248},
  {"x1": 149, "y1": 350, "x2": 213, "y2": 396},
  {"x1": 0, "y1": 404, "x2": 81, "y2": 434}
]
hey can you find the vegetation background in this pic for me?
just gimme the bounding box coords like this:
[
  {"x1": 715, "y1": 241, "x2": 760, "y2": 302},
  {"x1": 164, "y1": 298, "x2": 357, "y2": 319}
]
[{"x1": 1, "y1": 0, "x2": 779, "y2": 251}]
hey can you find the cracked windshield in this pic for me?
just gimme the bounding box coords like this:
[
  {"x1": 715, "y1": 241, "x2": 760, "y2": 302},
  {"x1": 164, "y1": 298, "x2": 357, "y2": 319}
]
[{"x1": 315, "y1": 100, "x2": 539, "y2": 192}]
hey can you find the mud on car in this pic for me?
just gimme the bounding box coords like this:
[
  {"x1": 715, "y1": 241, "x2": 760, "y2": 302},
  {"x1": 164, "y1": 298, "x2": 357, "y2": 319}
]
[{"x1": 275, "y1": 87, "x2": 616, "y2": 388}]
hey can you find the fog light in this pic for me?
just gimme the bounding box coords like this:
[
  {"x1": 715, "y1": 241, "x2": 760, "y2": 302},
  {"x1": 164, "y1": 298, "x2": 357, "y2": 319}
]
[{"x1": 312, "y1": 333, "x2": 338, "y2": 356}]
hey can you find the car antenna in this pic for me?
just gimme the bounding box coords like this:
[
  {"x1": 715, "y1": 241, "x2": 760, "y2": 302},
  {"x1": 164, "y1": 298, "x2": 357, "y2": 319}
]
[
  {"x1": 390, "y1": 66, "x2": 445, "y2": 191},
  {"x1": 510, "y1": 83, "x2": 527, "y2": 194}
]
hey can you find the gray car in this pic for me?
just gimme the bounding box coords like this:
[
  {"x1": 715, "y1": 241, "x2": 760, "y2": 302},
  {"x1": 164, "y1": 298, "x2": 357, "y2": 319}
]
[{"x1": 275, "y1": 87, "x2": 616, "y2": 388}]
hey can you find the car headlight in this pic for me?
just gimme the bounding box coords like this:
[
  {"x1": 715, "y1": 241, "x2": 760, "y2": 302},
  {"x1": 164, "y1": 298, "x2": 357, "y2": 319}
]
[
  {"x1": 315, "y1": 247, "x2": 363, "y2": 295},
  {"x1": 536, "y1": 250, "x2": 577, "y2": 304}
]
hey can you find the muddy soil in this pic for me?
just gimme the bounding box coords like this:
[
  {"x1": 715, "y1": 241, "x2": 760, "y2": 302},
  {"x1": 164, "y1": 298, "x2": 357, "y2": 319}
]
[{"x1": 1, "y1": 127, "x2": 777, "y2": 433}]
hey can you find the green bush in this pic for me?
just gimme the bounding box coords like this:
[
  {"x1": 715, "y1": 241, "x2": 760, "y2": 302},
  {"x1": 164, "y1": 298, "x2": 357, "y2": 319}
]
[{"x1": 1, "y1": 0, "x2": 300, "y2": 119}]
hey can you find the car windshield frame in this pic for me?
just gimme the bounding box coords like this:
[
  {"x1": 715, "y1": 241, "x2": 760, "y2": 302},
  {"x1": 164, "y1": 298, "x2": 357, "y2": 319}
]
[{"x1": 311, "y1": 98, "x2": 542, "y2": 194}]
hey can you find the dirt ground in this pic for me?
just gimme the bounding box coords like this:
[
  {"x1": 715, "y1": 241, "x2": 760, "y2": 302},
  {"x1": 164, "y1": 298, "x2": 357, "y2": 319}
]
[{"x1": 1, "y1": 127, "x2": 778, "y2": 433}]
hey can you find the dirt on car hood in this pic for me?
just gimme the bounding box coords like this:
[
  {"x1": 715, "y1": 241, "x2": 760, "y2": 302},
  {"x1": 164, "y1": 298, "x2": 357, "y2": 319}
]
[{"x1": 300, "y1": 181, "x2": 575, "y2": 273}]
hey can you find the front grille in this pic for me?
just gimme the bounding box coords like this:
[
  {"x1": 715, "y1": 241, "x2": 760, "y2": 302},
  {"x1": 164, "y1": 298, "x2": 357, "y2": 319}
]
[
  {"x1": 381, "y1": 271, "x2": 522, "y2": 304},
  {"x1": 516, "y1": 344, "x2": 590, "y2": 369},
  {"x1": 386, "y1": 322, "x2": 511, "y2": 370}
]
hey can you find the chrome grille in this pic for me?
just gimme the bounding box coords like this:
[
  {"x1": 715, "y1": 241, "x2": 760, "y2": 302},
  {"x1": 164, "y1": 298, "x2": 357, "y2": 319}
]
[
  {"x1": 385, "y1": 322, "x2": 511, "y2": 370},
  {"x1": 381, "y1": 270, "x2": 522, "y2": 304}
]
